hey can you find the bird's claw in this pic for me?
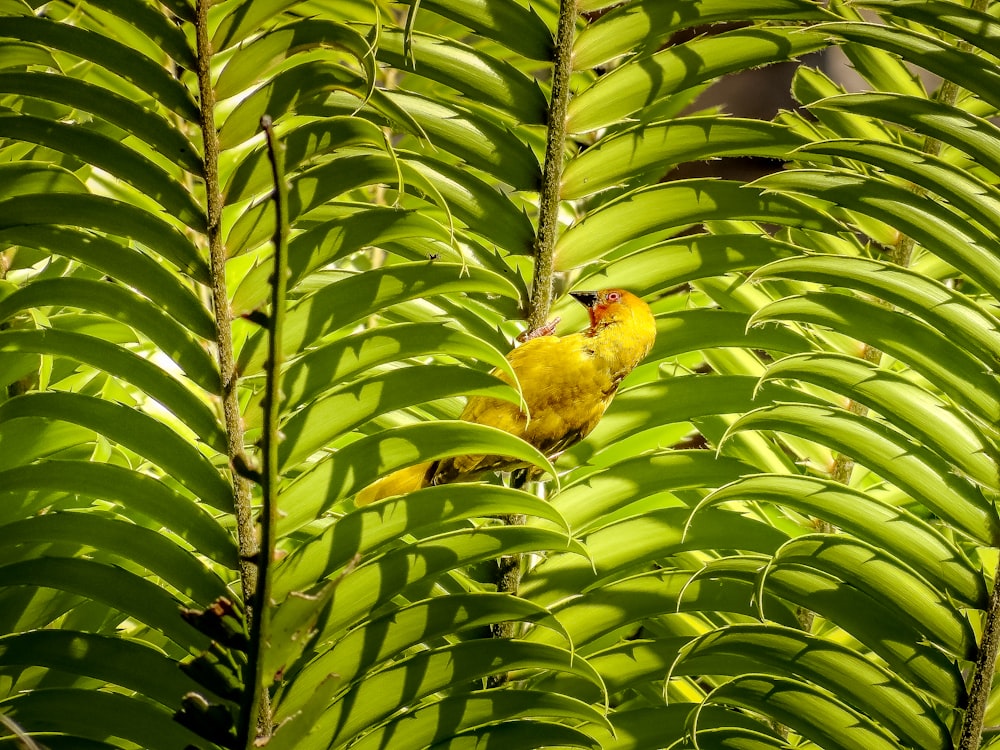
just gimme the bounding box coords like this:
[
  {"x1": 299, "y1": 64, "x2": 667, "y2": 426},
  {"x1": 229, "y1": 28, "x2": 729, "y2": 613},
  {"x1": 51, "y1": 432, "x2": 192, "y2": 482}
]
[{"x1": 517, "y1": 317, "x2": 560, "y2": 343}]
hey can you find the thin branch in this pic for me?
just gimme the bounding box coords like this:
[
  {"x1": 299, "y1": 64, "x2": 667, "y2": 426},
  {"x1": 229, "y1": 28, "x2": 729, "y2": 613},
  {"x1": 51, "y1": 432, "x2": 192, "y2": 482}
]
[
  {"x1": 235, "y1": 116, "x2": 289, "y2": 748},
  {"x1": 525, "y1": 0, "x2": 576, "y2": 330},
  {"x1": 194, "y1": 0, "x2": 256, "y2": 604},
  {"x1": 489, "y1": 0, "x2": 577, "y2": 670},
  {"x1": 961, "y1": 554, "x2": 1000, "y2": 750}
]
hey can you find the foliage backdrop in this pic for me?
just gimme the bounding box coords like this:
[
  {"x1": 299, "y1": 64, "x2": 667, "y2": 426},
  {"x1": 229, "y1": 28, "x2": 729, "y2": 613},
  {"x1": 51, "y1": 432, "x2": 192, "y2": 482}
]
[{"x1": 1, "y1": 0, "x2": 999, "y2": 748}]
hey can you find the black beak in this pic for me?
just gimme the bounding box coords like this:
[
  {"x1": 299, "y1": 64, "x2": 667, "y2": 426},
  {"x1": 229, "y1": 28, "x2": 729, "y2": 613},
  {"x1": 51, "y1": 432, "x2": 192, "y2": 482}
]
[{"x1": 570, "y1": 291, "x2": 598, "y2": 308}]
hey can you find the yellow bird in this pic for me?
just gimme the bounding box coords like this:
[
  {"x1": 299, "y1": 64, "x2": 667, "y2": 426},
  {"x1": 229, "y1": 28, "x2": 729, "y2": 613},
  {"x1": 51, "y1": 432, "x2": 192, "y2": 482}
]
[{"x1": 356, "y1": 288, "x2": 657, "y2": 504}]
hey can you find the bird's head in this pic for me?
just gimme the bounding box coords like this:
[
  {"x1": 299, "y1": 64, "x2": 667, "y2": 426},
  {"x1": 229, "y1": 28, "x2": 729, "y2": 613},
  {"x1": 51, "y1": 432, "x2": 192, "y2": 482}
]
[
  {"x1": 570, "y1": 288, "x2": 657, "y2": 362},
  {"x1": 570, "y1": 288, "x2": 650, "y2": 329}
]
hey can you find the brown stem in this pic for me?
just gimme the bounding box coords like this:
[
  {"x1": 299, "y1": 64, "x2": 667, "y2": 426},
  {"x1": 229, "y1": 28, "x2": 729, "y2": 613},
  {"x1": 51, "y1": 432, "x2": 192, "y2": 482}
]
[
  {"x1": 488, "y1": 0, "x2": 577, "y2": 683},
  {"x1": 525, "y1": 0, "x2": 576, "y2": 330},
  {"x1": 193, "y1": 0, "x2": 266, "y2": 737}
]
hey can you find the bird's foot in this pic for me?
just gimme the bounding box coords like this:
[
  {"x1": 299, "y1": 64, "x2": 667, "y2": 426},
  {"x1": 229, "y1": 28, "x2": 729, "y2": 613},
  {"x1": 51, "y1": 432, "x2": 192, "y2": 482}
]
[{"x1": 517, "y1": 317, "x2": 560, "y2": 343}]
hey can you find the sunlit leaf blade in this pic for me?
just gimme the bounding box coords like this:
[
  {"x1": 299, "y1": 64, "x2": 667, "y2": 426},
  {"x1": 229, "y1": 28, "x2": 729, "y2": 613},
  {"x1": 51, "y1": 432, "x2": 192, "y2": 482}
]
[
  {"x1": 555, "y1": 180, "x2": 840, "y2": 270},
  {"x1": 574, "y1": 0, "x2": 831, "y2": 69},
  {"x1": 0, "y1": 393, "x2": 233, "y2": 512},
  {"x1": 0, "y1": 630, "x2": 201, "y2": 710},
  {"x1": 678, "y1": 625, "x2": 951, "y2": 750},
  {"x1": 0, "y1": 689, "x2": 207, "y2": 750},
  {"x1": 0, "y1": 114, "x2": 206, "y2": 229},
  {"x1": 0, "y1": 72, "x2": 202, "y2": 173},
  {"x1": 728, "y1": 402, "x2": 1000, "y2": 543},
  {"x1": 0, "y1": 194, "x2": 209, "y2": 283},
  {"x1": 701, "y1": 675, "x2": 902, "y2": 750},
  {"x1": 0, "y1": 558, "x2": 207, "y2": 650},
  {"x1": 562, "y1": 117, "x2": 808, "y2": 200},
  {"x1": 568, "y1": 27, "x2": 828, "y2": 134},
  {"x1": 701, "y1": 473, "x2": 986, "y2": 607},
  {"x1": 0, "y1": 461, "x2": 236, "y2": 566},
  {"x1": 0, "y1": 329, "x2": 226, "y2": 452},
  {"x1": 237, "y1": 263, "x2": 520, "y2": 375},
  {"x1": 0, "y1": 278, "x2": 220, "y2": 393},
  {"x1": 275, "y1": 485, "x2": 569, "y2": 598},
  {"x1": 278, "y1": 364, "x2": 519, "y2": 470},
  {"x1": 768, "y1": 534, "x2": 977, "y2": 657}
]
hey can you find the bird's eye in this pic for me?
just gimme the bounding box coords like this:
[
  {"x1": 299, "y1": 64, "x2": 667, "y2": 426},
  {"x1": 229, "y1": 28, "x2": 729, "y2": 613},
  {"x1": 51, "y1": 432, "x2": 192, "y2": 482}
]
[{"x1": 607, "y1": 291, "x2": 621, "y2": 302}]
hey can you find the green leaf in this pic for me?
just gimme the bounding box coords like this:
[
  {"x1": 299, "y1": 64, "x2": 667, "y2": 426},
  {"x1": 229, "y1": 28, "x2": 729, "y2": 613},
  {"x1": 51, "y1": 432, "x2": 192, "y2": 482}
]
[
  {"x1": 769, "y1": 535, "x2": 976, "y2": 658},
  {"x1": 0, "y1": 278, "x2": 220, "y2": 393},
  {"x1": 343, "y1": 691, "x2": 611, "y2": 750},
  {"x1": 797, "y1": 138, "x2": 1000, "y2": 238},
  {"x1": 0, "y1": 226, "x2": 214, "y2": 339},
  {"x1": 0, "y1": 688, "x2": 205, "y2": 750},
  {"x1": 809, "y1": 92, "x2": 1000, "y2": 176},
  {"x1": 760, "y1": 351, "x2": 998, "y2": 492},
  {"x1": 237, "y1": 263, "x2": 520, "y2": 376},
  {"x1": 0, "y1": 114, "x2": 206, "y2": 230},
  {"x1": 397, "y1": 0, "x2": 553, "y2": 60},
  {"x1": 224, "y1": 116, "x2": 390, "y2": 204},
  {"x1": 701, "y1": 675, "x2": 901, "y2": 750},
  {"x1": 226, "y1": 152, "x2": 402, "y2": 256},
  {"x1": 573, "y1": 0, "x2": 831, "y2": 69},
  {"x1": 377, "y1": 29, "x2": 548, "y2": 124},
  {"x1": 761, "y1": 563, "x2": 965, "y2": 704},
  {"x1": 276, "y1": 592, "x2": 570, "y2": 723},
  {"x1": 0, "y1": 393, "x2": 233, "y2": 513},
  {"x1": 278, "y1": 364, "x2": 520, "y2": 470},
  {"x1": 268, "y1": 321, "x2": 515, "y2": 422},
  {"x1": 0, "y1": 162, "x2": 87, "y2": 198},
  {"x1": 530, "y1": 569, "x2": 797, "y2": 648},
  {"x1": 315, "y1": 525, "x2": 587, "y2": 641},
  {"x1": 429, "y1": 722, "x2": 599, "y2": 750},
  {"x1": 0, "y1": 558, "x2": 206, "y2": 650},
  {"x1": 678, "y1": 625, "x2": 951, "y2": 750},
  {"x1": 554, "y1": 180, "x2": 840, "y2": 270},
  {"x1": 402, "y1": 153, "x2": 537, "y2": 255},
  {"x1": 754, "y1": 254, "x2": 1000, "y2": 376},
  {"x1": 552, "y1": 451, "x2": 764, "y2": 532},
  {"x1": 215, "y1": 18, "x2": 374, "y2": 101},
  {"x1": 562, "y1": 117, "x2": 809, "y2": 200},
  {"x1": 574, "y1": 233, "x2": 800, "y2": 297},
  {"x1": 0, "y1": 461, "x2": 236, "y2": 566},
  {"x1": 277, "y1": 421, "x2": 556, "y2": 532},
  {"x1": 232, "y1": 208, "x2": 454, "y2": 315},
  {"x1": 385, "y1": 91, "x2": 540, "y2": 190},
  {"x1": 820, "y1": 21, "x2": 1000, "y2": 110},
  {"x1": 701, "y1": 473, "x2": 985, "y2": 607},
  {"x1": 218, "y1": 59, "x2": 370, "y2": 150},
  {"x1": 728, "y1": 402, "x2": 1000, "y2": 544},
  {"x1": 567, "y1": 27, "x2": 828, "y2": 134},
  {"x1": 0, "y1": 629, "x2": 200, "y2": 709},
  {"x1": 275, "y1": 484, "x2": 568, "y2": 598},
  {"x1": 0, "y1": 194, "x2": 209, "y2": 283},
  {"x1": 0, "y1": 329, "x2": 226, "y2": 452},
  {"x1": 0, "y1": 72, "x2": 202, "y2": 173},
  {"x1": 0, "y1": 512, "x2": 229, "y2": 606},
  {"x1": 83, "y1": 0, "x2": 196, "y2": 68},
  {"x1": 1, "y1": 16, "x2": 199, "y2": 121},
  {"x1": 317, "y1": 641, "x2": 607, "y2": 748},
  {"x1": 523, "y1": 507, "x2": 789, "y2": 606},
  {"x1": 751, "y1": 291, "x2": 1000, "y2": 424}
]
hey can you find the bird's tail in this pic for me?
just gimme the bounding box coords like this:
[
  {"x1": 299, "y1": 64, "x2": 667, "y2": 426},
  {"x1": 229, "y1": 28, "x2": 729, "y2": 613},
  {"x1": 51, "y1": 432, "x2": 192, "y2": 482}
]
[{"x1": 355, "y1": 462, "x2": 433, "y2": 506}]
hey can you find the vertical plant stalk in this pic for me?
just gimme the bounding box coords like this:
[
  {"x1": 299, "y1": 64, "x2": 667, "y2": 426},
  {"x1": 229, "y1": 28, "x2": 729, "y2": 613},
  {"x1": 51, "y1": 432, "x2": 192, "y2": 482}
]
[
  {"x1": 961, "y1": 554, "x2": 1000, "y2": 750},
  {"x1": 193, "y1": 1, "x2": 266, "y2": 740},
  {"x1": 525, "y1": 0, "x2": 576, "y2": 331},
  {"x1": 194, "y1": 0, "x2": 256, "y2": 598},
  {"x1": 489, "y1": 0, "x2": 577, "y2": 662},
  {"x1": 236, "y1": 116, "x2": 288, "y2": 748}
]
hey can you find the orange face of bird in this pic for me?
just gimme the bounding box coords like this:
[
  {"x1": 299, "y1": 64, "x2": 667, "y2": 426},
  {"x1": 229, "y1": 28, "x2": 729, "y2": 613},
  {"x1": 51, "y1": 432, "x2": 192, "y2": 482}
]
[{"x1": 570, "y1": 288, "x2": 639, "y2": 329}]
